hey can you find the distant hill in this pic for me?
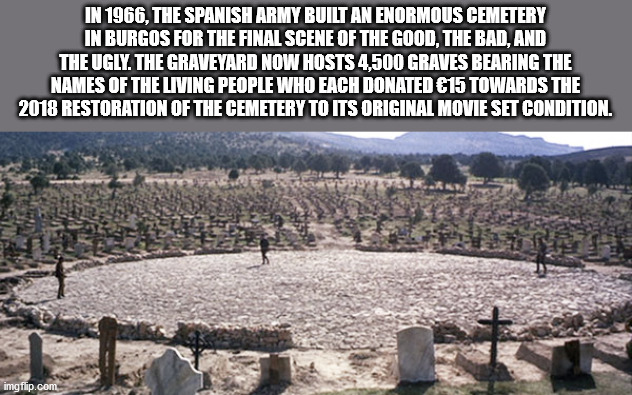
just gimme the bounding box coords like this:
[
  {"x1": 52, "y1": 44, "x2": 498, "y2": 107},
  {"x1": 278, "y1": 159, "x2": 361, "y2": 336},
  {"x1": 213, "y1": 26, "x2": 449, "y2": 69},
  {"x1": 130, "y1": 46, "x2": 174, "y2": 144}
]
[
  {"x1": 0, "y1": 131, "x2": 594, "y2": 164},
  {"x1": 278, "y1": 132, "x2": 582, "y2": 156},
  {"x1": 550, "y1": 146, "x2": 632, "y2": 163},
  {"x1": 0, "y1": 132, "x2": 316, "y2": 162}
]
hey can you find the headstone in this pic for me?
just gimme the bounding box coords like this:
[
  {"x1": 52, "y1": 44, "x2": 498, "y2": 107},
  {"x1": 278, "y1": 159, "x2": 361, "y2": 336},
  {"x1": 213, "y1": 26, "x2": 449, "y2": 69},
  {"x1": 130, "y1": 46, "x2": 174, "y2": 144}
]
[
  {"x1": 42, "y1": 233, "x2": 51, "y2": 254},
  {"x1": 32, "y1": 248, "x2": 42, "y2": 261},
  {"x1": 124, "y1": 237, "x2": 135, "y2": 251},
  {"x1": 145, "y1": 348, "x2": 203, "y2": 395},
  {"x1": 99, "y1": 317, "x2": 118, "y2": 387},
  {"x1": 551, "y1": 340, "x2": 593, "y2": 378},
  {"x1": 15, "y1": 235, "x2": 26, "y2": 251},
  {"x1": 75, "y1": 243, "x2": 85, "y2": 258},
  {"x1": 521, "y1": 239, "x2": 532, "y2": 254},
  {"x1": 259, "y1": 354, "x2": 292, "y2": 385},
  {"x1": 35, "y1": 208, "x2": 43, "y2": 233},
  {"x1": 128, "y1": 214, "x2": 137, "y2": 230},
  {"x1": 29, "y1": 332, "x2": 44, "y2": 383},
  {"x1": 602, "y1": 245, "x2": 611, "y2": 262},
  {"x1": 104, "y1": 237, "x2": 115, "y2": 252},
  {"x1": 582, "y1": 239, "x2": 590, "y2": 258},
  {"x1": 396, "y1": 326, "x2": 436, "y2": 383}
]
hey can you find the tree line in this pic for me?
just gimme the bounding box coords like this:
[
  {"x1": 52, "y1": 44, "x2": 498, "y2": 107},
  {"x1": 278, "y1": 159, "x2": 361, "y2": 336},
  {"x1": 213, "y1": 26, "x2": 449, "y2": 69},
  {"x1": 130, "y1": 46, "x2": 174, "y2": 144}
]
[{"x1": 4, "y1": 144, "x2": 631, "y2": 202}]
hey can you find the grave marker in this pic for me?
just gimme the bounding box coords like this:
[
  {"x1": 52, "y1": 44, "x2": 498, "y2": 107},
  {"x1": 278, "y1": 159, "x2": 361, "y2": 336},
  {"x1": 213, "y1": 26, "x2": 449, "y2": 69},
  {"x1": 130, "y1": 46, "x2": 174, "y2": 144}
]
[
  {"x1": 35, "y1": 208, "x2": 43, "y2": 233},
  {"x1": 551, "y1": 340, "x2": 594, "y2": 378},
  {"x1": 259, "y1": 353, "x2": 292, "y2": 385},
  {"x1": 396, "y1": 326, "x2": 436, "y2": 383},
  {"x1": 601, "y1": 245, "x2": 611, "y2": 262},
  {"x1": 145, "y1": 348, "x2": 203, "y2": 395},
  {"x1": 29, "y1": 332, "x2": 44, "y2": 383},
  {"x1": 477, "y1": 307, "x2": 513, "y2": 380},
  {"x1": 186, "y1": 330, "x2": 214, "y2": 370},
  {"x1": 99, "y1": 317, "x2": 117, "y2": 387}
]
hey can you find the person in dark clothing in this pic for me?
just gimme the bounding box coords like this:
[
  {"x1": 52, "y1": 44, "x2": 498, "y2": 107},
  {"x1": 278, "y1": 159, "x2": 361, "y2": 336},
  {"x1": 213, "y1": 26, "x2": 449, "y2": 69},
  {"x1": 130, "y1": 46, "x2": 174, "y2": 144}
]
[
  {"x1": 55, "y1": 254, "x2": 65, "y2": 298},
  {"x1": 536, "y1": 237, "x2": 548, "y2": 275},
  {"x1": 260, "y1": 235, "x2": 270, "y2": 265}
]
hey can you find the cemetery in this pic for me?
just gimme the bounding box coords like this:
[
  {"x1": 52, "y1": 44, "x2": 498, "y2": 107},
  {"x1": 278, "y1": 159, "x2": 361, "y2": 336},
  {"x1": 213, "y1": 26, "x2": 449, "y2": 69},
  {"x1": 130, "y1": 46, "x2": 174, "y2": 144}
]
[{"x1": 0, "y1": 168, "x2": 631, "y2": 394}]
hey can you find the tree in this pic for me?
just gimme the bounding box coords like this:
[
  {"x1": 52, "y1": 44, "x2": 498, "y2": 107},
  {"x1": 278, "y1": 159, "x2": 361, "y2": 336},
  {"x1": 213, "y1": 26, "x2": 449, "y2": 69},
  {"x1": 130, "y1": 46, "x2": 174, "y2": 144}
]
[
  {"x1": 330, "y1": 155, "x2": 350, "y2": 179},
  {"x1": 358, "y1": 155, "x2": 373, "y2": 173},
  {"x1": 584, "y1": 160, "x2": 609, "y2": 188},
  {"x1": 378, "y1": 155, "x2": 398, "y2": 175},
  {"x1": 309, "y1": 154, "x2": 330, "y2": 178},
  {"x1": 53, "y1": 160, "x2": 73, "y2": 180},
  {"x1": 470, "y1": 152, "x2": 503, "y2": 184},
  {"x1": 132, "y1": 172, "x2": 145, "y2": 189},
  {"x1": 278, "y1": 152, "x2": 295, "y2": 169},
  {"x1": 248, "y1": 155, "x2": 265, "y2": 174},
  {"x1": 400, "y1": 162, "x2": 425, "y2": 189},
  {"x1": 603, "y1": 156, "x2": 625, "y2": 187},
  {"x1": 292, "y1": 159, "x2": 308, "y2": 178},
  {"x1": 29, "y1": 173, "x2": 50, "y2": 194},
  {"x1": 429, "y1": 154, "x2": 466, "y2": 191},
  {"x1": 108, "y1": 175, "x2": 123, "y2": 199},
  {"x1": 518, "y1": 163, "x2": 550, "y2": 200},
  {"x1": 228, "y1": 168, "x2": 240, "y2": 181},
  {"x1": 0, "y1": 191, "x2": 15, "y2": 219}
]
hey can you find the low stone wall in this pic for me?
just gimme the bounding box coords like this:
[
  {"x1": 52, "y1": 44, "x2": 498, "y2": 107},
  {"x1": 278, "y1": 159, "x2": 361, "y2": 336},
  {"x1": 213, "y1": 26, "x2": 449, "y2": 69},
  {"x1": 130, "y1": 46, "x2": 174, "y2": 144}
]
[
  {"x1": 2, "y1": 297, "x2": 292, "y2": 350},
  {"x1": 173, "y1": 321, "x2": 293, "y2": 351},
  {"x1": 3, "y1": 294, "x2": 630, "y2": 347}
]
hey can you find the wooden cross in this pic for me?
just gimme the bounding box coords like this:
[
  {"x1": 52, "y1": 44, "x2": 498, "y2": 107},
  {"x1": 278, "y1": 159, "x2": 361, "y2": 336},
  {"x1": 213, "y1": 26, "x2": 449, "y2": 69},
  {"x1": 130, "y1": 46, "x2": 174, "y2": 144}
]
[
  {"x1": 477, "y1": 306, "x2": 513, "y2": 374},
  {"x1": 186, "y1": 330, "x2": 214, "y2": 370}
]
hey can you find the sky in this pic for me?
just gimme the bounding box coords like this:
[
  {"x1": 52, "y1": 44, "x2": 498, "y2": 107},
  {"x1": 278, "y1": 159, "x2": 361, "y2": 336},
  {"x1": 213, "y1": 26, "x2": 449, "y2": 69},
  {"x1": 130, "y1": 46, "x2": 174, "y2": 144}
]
[{"x1": 330, "y1": 132, "x2": 631, "y2": 150}]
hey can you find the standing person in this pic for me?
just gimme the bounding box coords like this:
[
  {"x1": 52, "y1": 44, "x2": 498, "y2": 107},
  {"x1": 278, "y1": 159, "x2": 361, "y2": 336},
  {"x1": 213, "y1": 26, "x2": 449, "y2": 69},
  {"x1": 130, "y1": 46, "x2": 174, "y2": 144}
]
[
  {"x1": 536, "y1": 237, "x2": 548, "y2": 275},
  {"x1": 55, "y1": 254, "x2": 65, "y2": 298},
  {"x1": 260, "y1": 235, "x2": 270, "y2": 265}
]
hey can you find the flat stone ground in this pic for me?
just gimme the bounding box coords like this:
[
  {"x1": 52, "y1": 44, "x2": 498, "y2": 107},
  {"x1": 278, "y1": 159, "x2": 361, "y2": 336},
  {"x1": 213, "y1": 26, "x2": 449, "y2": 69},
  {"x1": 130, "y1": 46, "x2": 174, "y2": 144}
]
[{"x1": 17, "y1": 251, "x2": 632, "y2": 349}]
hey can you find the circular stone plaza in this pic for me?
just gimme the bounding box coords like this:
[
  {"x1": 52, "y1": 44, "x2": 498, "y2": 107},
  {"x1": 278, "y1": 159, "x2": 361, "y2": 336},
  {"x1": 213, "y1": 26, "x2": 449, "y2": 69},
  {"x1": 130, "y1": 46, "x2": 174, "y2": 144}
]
[{"x1": 16, "y1": 251, "x2": 632, "y2": 349}]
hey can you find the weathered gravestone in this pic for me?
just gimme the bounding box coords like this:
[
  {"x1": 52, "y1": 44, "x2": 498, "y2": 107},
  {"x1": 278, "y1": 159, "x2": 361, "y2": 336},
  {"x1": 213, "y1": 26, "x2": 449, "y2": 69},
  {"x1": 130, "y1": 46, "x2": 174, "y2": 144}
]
[
  {"x1": 145, "y1": 348, "x2": 203, "y2": 395},
  {"x1": 104, "y1": 237, "x2": 115, "y2": 252},
  {"x1": 32, "y1": 248, "x2": 42, "y2": 261},
  {"x1": 602, "y1": 245, "x2": 611, "y2": 262},
  {"x1": 396, "y1": 326, "x2": 436, "y2": 383},
  {"x1": 551, "y1": 340, "x2": 593, "y2": 377},
  {"x1": 517, "y1": 340, "x2": 593, "y2": 377},
  {"x1": 42, "y1": 233, "x2": 51, "y2": 254},
  {"x1": 75, "y1": 243, "x2": 85, "y2": 258},
  {"x1": 35, "y1": 208, "x2": 43, "y2": 233},
  {"x1": 29, "y1": 332, "x2": 44, "y2": 383},
  {"x1": 260, "y1": 353, "x2": 292, "y2": 385},
  {"x1": 124, "y1": 237, "x2": 135, "y2": 251},
  {"x1": 99, "y1": 317, "x2": 117, "y2": 387},
  {"x1": 15, "y1": 235, "x2": 26, "y2": 251},
  {"x1": 522, "y1": 239, "x2": 533, "y2": 254}
]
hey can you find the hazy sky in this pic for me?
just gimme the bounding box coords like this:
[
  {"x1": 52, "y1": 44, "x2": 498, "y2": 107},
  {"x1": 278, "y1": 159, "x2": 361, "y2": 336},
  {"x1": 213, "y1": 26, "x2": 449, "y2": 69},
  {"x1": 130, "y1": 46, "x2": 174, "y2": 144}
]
[{"x1": 330, "y1": 132, "x2": 631, "y2": 150}]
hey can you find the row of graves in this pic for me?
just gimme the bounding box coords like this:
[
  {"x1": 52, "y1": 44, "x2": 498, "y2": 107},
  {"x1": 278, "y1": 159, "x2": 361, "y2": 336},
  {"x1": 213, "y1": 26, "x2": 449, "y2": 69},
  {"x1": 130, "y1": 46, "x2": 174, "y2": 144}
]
[
  {"x1": 1, "y1": 178, "x2": 631, "y2": 273},
  {"x1": 10, "y1": 307, "x2": 632, "y2": 393},
  {"x1": 0, "y1": 180, "x2": 320, "y2": 273}
]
